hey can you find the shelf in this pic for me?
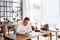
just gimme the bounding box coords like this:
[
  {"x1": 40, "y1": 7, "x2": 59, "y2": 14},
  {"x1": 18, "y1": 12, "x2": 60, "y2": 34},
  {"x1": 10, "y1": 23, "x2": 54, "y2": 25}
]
[
  {"x1": 0, "y1": 11, "x2": 11, "y2": 12},
  {"x1": 0, "y1": 10, "x2": 21, "y2": 12},
  {"x1": 0, "y1": 5, "x2": 13, "y2": 7},
  {"x1": 0, "y1": 11, "x2": 12, "y2": 13},
  {"x1": 0, "y1": 1, "x2": 20, "y2": 3},
  {"x1": 0, "y1": 16, "x2": 12, "y2": 17},
  {"x1": 0, "y1": 1, "x2": 21, "y2": 21},
  {"x1": 15, "y1": 7, "x2": 20, "y2": 8}
]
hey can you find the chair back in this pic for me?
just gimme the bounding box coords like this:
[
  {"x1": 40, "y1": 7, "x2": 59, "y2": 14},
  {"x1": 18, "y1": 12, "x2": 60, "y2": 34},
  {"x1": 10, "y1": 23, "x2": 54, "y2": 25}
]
[{"x1": 41, "y1": 24, "x2": 49, "y2": 30}]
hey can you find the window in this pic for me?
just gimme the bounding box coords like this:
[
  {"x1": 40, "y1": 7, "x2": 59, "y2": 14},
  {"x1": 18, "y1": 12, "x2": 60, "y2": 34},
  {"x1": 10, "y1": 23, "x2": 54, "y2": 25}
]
[{"x1": 0, "y1": 0, "x2": 21, "y2": 22}]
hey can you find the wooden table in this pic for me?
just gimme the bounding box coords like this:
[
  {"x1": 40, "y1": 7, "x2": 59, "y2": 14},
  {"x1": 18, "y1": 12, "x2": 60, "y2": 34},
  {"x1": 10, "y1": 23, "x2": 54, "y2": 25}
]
[
  {"x1": 16, "y1": 31, "x2": 51, "y2": 40},
  {"x1": 4, "y1": 34, "x2": 16, "y2": 40},
  {"x1": 50, "y1": 30, "x2": 60, "y2": 40},
  {"x1": 1, "y1": 24, "x2": 16, "y2": 34}
]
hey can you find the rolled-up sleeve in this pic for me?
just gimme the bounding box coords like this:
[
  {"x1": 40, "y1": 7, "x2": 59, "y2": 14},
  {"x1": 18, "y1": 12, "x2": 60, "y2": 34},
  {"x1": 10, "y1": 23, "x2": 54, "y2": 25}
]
[{"x1": 27, "y1": 25, "x2": 32, "y2": 32}]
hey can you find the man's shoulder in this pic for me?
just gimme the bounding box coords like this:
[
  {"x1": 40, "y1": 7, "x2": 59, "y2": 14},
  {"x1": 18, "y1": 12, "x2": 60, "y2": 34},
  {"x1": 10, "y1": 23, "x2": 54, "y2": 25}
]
[
  {"x1": 27, "y1": 24, "x2": 31, "y2": 27},
  {"x1": 18, "y1": 21, "x2": 23, "y2": 24}
]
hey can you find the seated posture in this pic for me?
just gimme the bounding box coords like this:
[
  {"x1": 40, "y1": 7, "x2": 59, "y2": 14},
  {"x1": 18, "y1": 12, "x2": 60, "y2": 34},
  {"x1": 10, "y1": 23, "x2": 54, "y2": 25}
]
[{"x1": 16, "y1": 17, "x2": 32, "y2": 40}]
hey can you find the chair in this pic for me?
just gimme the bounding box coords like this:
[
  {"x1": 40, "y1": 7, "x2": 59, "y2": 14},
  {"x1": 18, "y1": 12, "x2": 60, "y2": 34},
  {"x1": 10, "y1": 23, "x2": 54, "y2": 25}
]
[
  {"x1": 1, "y1": 24, "x2": 8, "y2": 35},
  {"x1": 57, "y1": 33, "x2": 60, "y2": 40},
  {"x1": 0, "y1": 22, "x2": 3, "y2": 35},
  {"x1": 8, "y1": 25, "x2": 16, "y2": 35},
  {"x1": 0, "y1": 25, "x2": 3, "y2": 36},
  {"x1": 1, "y1": 23, "x2": 16, "y2": 35},
  {"x1": 31, "y1": 26, "x2": 38, "y2": 30},
  {"x1": 41, "y1": 24, "x2": 51, "y2": 40},
  {"x1": 1, "y1": 24, "x2": 16, "y2": 40}
]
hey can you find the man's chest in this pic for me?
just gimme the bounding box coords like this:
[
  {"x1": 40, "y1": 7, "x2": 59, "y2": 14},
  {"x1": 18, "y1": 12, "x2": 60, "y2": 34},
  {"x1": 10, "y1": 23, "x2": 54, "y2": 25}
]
[{"x1": 20, "y1": 25, "x2": 28, "y2": 30}]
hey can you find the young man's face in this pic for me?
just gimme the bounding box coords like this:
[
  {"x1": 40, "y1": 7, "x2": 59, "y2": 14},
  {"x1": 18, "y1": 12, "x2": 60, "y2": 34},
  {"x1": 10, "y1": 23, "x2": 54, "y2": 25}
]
[{"x1": 23, "y1": 20, "x2": 29, "y2": 26}]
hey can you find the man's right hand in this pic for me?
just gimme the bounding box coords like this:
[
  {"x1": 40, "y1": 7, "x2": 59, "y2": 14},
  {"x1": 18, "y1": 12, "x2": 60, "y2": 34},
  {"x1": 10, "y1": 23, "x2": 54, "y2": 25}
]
[{"x1": 25, "y1": 32, "x2": 30, "y2": 36}]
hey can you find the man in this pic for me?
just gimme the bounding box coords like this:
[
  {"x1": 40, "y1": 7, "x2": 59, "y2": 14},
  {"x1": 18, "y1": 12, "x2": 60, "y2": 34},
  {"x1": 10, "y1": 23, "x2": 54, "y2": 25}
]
[{"x1": 16, "y1": 17, "x2": 32, "y2": 40}]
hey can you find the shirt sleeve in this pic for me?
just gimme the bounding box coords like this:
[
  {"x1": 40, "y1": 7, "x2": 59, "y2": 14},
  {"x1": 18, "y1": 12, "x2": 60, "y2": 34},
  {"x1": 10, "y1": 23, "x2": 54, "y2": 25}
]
[{"x1": 27, "y1": 25, "x2": 32, "y2": 32}]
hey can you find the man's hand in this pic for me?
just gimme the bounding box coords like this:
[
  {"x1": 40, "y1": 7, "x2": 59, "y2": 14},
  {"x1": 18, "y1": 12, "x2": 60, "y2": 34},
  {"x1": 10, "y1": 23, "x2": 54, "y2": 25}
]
[{"x1": 25, "y1": 32, "x2": 30, "y2": 36}]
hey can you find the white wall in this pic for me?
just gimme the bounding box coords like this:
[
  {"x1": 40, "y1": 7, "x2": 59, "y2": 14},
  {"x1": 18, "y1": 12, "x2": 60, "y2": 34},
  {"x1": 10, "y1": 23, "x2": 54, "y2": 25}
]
[
  {"x1": 23, "y1": 0, "x2": 60, "y2": 25},
  {"x1": 42, "y1": 0, "x2": 60, "y2": 24},
  {"x1": 41, "y1": 0, "x2": 60, "y2": 29},
  {"x1": 23, "y1": 0, "x2": 27, "y2": 19},
  {"x1": 23, "y1": 0, "x2": 42, "y2": 22},
  {"x1": 23, "y1": 0, "x2": 31, "y2": 19}
]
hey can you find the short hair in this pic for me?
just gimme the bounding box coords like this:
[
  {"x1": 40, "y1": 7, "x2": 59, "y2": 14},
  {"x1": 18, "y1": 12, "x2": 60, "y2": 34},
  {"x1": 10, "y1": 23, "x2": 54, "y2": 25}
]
[{"x1": 24, "y1": 17, "x2": 30, "y2": 21}]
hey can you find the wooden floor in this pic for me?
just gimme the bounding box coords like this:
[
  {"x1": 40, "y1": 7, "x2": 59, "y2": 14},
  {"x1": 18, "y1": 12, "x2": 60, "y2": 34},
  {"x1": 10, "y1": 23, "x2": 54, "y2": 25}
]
[{"x1": 0, "y1": 36, "x2": 4, "y2": 40}]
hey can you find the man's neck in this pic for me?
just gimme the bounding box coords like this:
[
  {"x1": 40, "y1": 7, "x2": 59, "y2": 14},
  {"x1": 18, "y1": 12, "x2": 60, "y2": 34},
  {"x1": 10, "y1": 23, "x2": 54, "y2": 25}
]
[{"x1": 22, "y1": 23, "x2": 27, "y2": 26}]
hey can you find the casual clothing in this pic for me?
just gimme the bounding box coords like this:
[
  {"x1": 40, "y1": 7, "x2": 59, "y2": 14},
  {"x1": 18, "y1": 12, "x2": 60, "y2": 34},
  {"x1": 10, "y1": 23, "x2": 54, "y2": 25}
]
[{"x1": 16, "y1": 21, "x2": 32, "y2": 34}]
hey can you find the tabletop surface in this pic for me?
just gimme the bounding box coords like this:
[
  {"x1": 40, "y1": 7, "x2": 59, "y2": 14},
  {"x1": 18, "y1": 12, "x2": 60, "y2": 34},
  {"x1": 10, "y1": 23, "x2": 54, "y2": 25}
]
[
  {"x1": 5, "y1": 34, "x2": 16, "y2": 40},
  {"x1": 16, "y1": 31, "x2": 50, "y2": 40}
]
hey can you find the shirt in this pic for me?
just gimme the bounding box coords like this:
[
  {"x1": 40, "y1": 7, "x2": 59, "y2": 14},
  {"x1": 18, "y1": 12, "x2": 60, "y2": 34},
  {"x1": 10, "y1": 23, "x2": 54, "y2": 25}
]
[{"x1": 16, "y1": 21, "x2": 32, "y2": 34}]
